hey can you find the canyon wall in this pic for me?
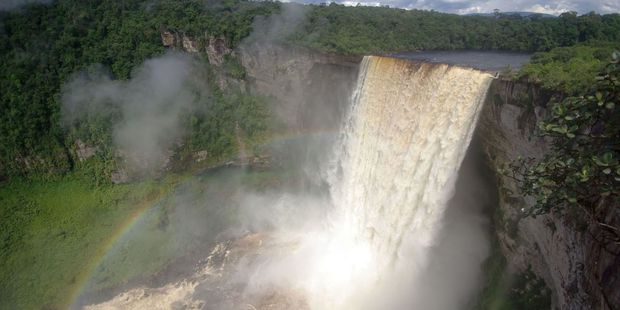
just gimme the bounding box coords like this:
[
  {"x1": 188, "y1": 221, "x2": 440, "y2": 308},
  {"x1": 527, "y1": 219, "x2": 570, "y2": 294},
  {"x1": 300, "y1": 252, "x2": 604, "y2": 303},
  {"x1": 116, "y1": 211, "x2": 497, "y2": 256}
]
[
  {"x1": 237, "y1": 45, "x2": 619, "y2": 309},
  {"x1": 238, "y1": 43, "x2": 361, "y2": 131},
  {"x1": 164, "y1": 35, "x2": 616, "y2": 308},
  {"x1": 478, "y1": 80, "x2": 619, "y2": 310},
  {"x1": 478, "y1": 81, "x2": 588, "y2": 309}
]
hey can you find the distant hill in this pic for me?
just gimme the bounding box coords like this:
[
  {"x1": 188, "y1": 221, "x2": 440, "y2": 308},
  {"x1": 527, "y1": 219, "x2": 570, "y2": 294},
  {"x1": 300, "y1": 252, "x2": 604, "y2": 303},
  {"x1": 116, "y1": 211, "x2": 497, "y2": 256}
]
[{"x1": 467, "y1": 11, "x2": 557, "y2": 18}]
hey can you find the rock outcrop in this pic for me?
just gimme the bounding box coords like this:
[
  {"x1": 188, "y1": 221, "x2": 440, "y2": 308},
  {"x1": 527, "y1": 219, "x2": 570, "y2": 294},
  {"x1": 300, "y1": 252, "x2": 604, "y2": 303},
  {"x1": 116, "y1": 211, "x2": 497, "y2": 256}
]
[
  {"x1": 160, "y1": 28, "x2": 231, "y2": 65},
  {"x1": 74, "y1": 139, "x2": 97, "y2": 162},
  {"x1": 205, "y1": 37, "x2": 232, "y2": 66}
]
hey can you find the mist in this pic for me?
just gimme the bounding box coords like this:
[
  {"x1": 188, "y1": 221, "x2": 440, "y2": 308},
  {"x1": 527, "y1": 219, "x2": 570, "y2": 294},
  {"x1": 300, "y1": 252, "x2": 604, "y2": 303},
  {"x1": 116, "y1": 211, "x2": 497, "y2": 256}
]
[
  {"x1": 62, "y1": 52, "x2": 206, "y2": 173},
  {"x1": 241, "y1": 2, "x2": 309, "y2": 45},
  {"x1": 76, "y1": 13, "x2": 494, "y2": 309}
]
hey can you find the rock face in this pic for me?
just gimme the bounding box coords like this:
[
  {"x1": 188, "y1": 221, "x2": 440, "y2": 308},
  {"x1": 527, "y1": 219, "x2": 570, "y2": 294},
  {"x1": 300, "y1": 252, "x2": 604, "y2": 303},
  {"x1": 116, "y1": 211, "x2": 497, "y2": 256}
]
[
  {"x1": 160, "y1": 28, "x2": 231, "y2": 65},
  {"x1": 478, "y1": 79, "x2": 619, "y2": 309},
  {"x1": 74, "y1": 139, "x2": 97, "y2": 162},
  {"x1": 160, "y1": 30, "x2": 177, "y2": 48},
  {"x1": 206, "y1": 37, "x2": 232, "y2": 66},
  {"x1": 238, "y1": 43, "x2": 361, "y2": 131},
  {"x1": 182, "y1": 36, "x2": 199, "y2": 53}
]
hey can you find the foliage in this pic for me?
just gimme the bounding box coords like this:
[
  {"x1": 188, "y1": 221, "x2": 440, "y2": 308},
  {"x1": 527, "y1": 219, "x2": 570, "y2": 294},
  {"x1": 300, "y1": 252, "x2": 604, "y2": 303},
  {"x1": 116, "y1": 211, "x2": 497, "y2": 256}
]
[
  {"x1": 222, "y1": 54, "x2": 247, "y2": 79},
  {"x1": 518, "y1": 43, "x2": 620, "y2": 94},
  {"x1": 477, "y1": 260, "x2": 551, "y2": 309},
  {"x1": 476, "y1": 220, "x2": 552, "y2": 310},
  {"x1": 505, "y1": 52, "x2": 620, "y2": 243},
  {"x1": 0, "y1": 0, "x2": 279, "y2": 179},
  {"x1": 0, "y1": 167, "x2": 287, "y2": 310},
  {"x1": 0, "y1": 174, "x2": 180, "y2": 309},
  {"x1": 288, "y1": 5, "x2": 620, "y2": 55},
  {"x1": 180, "y1": 61, "x2": 270, "y2": 164}
]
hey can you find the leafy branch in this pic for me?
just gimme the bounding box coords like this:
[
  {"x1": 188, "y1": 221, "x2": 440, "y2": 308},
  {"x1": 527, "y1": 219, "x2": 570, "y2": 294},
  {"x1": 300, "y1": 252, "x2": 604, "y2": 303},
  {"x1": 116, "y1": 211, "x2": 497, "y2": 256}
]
[{"x1": 505, "y1": 51, "x2": 620, "y2": 247}]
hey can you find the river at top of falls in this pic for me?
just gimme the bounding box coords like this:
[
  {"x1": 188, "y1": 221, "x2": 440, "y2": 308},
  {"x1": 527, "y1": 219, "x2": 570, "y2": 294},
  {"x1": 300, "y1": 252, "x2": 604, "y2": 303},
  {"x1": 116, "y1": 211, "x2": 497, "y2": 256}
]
[{"x1": 390, "y1": 50, "x2": 532, "y2": 71}]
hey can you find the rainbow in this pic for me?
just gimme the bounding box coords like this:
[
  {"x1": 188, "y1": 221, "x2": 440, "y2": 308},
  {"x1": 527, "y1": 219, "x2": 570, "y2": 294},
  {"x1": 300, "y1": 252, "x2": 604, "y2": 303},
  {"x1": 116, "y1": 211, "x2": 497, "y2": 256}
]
[
  {"x1": 66, "y1": 192, "x2": 170, "y2": 309},
  {"x1": 66, "y1": 130, "x2": 338, "y2": 309}
]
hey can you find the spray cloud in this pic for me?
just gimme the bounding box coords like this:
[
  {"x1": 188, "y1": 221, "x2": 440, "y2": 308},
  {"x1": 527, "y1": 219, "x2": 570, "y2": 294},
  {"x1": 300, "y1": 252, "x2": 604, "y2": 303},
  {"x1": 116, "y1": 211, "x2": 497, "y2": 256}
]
[{"x1": 62, "y1": 52, "x2": 207, "y2": 172}]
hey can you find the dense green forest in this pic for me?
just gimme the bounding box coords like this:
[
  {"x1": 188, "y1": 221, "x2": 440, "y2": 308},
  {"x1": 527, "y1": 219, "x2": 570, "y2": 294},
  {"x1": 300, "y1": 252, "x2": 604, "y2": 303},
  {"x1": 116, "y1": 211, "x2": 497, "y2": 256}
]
[
  {"x1": 0, "y1": 0, "x2": 278, "y2": 180},
  {"x1": 289, "y1": 3, "x2": 620, "y2": 55},
  {"x1": 2, "y1": 0, "x2": 620, "y2": 181},
  {"x1": 518, "y1": 43, "x2": 620, "y2": 94},
  {"x1": 1, "y1": 1, "x2": 619, "y2": 309},
  {"x1": 507, "y1": 53, "x2": 620, "y2": 246}
]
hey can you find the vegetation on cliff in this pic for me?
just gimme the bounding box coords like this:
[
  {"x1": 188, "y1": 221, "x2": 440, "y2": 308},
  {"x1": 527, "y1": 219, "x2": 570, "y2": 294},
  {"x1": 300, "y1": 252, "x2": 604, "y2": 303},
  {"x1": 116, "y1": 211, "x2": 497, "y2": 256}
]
[
  {"x1": 0, "y1": 0, "x2": 278, "y2": 180},
  {"x1": 506, "y1": 52, "x2": 620, "y2": 249}
]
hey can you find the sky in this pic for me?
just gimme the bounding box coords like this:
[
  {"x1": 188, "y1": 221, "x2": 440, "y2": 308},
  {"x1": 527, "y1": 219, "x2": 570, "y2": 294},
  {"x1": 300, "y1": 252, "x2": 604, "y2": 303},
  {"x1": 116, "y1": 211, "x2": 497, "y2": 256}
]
[
  {"x1": 1, "y1": 0, "x2": 619, "y2": 14},
  {"x1": 293, "y1": 0, "x2": 620, "y2": 15}
]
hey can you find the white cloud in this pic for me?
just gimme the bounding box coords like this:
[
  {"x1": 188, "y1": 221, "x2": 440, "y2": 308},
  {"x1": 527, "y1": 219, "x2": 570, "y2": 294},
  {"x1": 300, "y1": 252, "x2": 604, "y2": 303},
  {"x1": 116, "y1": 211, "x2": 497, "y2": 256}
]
[
  {"x1": 456, "y1": 6, "x2": 483, "y2": 14},
  {"x1": 306, "y1": 0, "x2": 620, "y2": 14},
  {"x1": 528, "y1": 4, "x2": 568, "y2": 15}
]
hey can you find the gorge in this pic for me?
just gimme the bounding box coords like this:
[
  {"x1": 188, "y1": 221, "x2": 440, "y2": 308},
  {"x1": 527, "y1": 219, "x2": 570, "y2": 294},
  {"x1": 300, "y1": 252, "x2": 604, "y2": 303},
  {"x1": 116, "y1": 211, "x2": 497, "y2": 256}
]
[
  {"x1": 2, "y1": 3, "x2": 619, "y2": 309},
  {"x1": 75, "y1": 48, "x2": 592, "y2": 309}
]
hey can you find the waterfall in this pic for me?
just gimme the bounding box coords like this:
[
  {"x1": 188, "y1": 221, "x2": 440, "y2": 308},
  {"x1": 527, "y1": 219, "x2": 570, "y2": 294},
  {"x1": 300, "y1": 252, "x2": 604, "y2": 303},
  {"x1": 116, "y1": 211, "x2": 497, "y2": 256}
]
[
  {"x1": 80, "y1": 55, "x2": 495, "y2": 310},
  {"x1": 323, "y1": 56, "x2": 493, "y2": 304}
]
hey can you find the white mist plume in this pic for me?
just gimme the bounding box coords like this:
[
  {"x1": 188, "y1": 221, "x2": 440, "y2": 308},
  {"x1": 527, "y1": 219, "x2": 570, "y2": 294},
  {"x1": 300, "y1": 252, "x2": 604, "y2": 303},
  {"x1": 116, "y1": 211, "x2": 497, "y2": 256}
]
[
  {"x1": 242, "y1": 2, "x2": 308, "y2": 45},
  {"x1": 83, "y1": 54, "x2": 494, "y2": 310},
  {"x1": 62, "y1": 52, "x2": 205, "y2": 171}
]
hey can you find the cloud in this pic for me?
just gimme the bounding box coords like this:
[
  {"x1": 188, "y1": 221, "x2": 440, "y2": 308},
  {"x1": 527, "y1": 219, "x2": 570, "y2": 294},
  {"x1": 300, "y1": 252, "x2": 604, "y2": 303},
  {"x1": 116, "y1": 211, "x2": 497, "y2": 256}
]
[
  {"x1": 241, "y1": 2, "x2": 309, "y2": 45},
  {"x1": 62, "y1": 52, "x2": 207, "y2": 173},
  {"x1": 295, "y1": 0, "x2": 619, "y2": 14},
  {"x1": 0, "y1": 0, "x2": 51, "y2": 11}
]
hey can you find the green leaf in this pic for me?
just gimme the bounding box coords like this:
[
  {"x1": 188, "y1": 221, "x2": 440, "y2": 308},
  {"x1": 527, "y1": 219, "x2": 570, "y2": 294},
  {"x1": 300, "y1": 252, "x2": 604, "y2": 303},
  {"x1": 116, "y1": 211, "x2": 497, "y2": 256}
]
[
  {"x1": 605, "y1": 102, "x2": 615, "y2": 109},
  {"x1": 593, "y1": 152, "x2": 615, "y2": 166}
]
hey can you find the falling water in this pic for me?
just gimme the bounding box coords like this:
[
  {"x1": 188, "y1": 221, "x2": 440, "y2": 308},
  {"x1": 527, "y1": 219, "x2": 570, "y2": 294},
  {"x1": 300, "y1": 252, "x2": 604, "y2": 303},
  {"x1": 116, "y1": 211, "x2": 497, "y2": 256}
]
[
  {"x1": 82, "y1": 56, "x2": 495, "y2": 310},
  {"x1": 326, "y1": 56, "x2": 493, "y2": 298}
]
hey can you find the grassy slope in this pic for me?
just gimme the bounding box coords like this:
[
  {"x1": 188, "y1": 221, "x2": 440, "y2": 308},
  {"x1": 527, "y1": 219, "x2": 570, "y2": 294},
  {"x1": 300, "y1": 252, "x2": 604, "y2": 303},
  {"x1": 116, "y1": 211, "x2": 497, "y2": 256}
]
[
  {"x1": 0, "y1": 175, "x2": 181, "y2": 309},
  {"x1": 0, "y1": 166, "x2": 284, "y2": 310}
]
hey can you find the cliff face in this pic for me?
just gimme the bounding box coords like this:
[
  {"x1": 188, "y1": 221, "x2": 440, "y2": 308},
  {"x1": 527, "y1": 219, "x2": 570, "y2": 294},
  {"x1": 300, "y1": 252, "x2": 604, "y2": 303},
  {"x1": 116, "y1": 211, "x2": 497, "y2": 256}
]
[
  {"x1": 478, "y1": 81, "x2": 590, "y2": 309},
  {"x1": 238, "y1": 46, "x2": 618, "y2": 308},
  {"x1": 160, "y1": 29, "x2": 230, "y2": 63},
  {"x1": 478, "y1": 80, "x2": 619, "y2": 310},
  {"x1": 157, "y1": 37, "x2": 615, "y2": 308},
  {"x1": 238, "y1": 43, "x2": 360, "y2": 131}
]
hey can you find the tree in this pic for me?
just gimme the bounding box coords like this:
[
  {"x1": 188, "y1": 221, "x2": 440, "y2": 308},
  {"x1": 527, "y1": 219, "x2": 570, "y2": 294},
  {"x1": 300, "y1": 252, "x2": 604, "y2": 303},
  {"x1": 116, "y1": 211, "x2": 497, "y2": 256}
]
[{"x1": 505, "y1": 51, "x2": 620, "y2": 247}]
